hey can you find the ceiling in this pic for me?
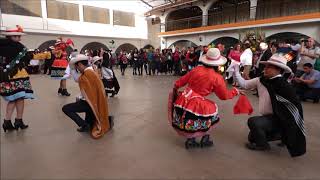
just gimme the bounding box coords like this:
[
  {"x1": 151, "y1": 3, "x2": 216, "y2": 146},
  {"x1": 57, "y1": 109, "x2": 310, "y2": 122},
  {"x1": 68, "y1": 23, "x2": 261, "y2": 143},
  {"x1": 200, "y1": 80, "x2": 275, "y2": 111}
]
[{"x1": 141, "y1": 0, "x2": 200, "y2": 16}]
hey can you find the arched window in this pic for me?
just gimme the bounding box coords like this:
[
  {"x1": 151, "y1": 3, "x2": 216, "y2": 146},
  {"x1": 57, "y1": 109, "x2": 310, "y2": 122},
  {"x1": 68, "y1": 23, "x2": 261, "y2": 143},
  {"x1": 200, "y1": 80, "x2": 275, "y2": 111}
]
[
  {"x1": 266, "y1": 32, "x2": 319, "y2": 45},
  {"x1": 38, "y1": 40, "x2": 73, "y2": 54},
  {"x1": 208, "y1": 0, "x2": 250, "y2": 26},
  {"x1": 168, "y1": 40, "x2": 197, "y2": 50},
  {"x1": 115, "y1": 43, "x2": 137, "y2": 54},
  {"x1": 81, "y1": 42, "x2": 109, "y2": 53},
  {"x1": 166, "y1": 6, "x2": 203, "y2": 31},
  {"x1": 256, "y1": 0, "x2": 320, "y2": 20}
]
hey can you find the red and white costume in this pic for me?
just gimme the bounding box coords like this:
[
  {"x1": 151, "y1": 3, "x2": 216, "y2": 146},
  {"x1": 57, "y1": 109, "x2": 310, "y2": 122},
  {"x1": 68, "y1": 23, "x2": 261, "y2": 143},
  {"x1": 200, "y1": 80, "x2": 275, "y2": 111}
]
[{"x1": 169, "y1": 48, "x2": 239, "y2": 138}]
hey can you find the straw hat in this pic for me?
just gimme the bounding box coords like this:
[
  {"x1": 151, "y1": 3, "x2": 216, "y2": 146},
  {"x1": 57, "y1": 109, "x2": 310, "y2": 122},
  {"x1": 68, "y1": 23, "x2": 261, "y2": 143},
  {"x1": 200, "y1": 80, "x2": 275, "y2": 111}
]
[
  {"x1": 260, "y1": 54, "x2": 292, "y2": 73},
  {"x1": 92, "y1": 56, "x2": 102, "y2": 64},
  {"x1": 1, "y1": 25, "x2": 25, "y2": 36},
  {"x1": 199, "y1": 48, "x2": 227, "y2": 66},
  {"x1": 69, "y1": 54, "x2": 89, "y2": 68}
]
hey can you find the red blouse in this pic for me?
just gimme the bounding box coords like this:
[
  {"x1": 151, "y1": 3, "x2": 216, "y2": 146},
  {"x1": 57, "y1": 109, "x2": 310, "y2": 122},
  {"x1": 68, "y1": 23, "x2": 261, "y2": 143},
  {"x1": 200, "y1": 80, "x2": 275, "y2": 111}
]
[
  {"x1": 174, "y1": 66, "x2": 238, "y2": 100},
  {"x1": 228, "y1": 50, "x2": 242, "y2": 62}
]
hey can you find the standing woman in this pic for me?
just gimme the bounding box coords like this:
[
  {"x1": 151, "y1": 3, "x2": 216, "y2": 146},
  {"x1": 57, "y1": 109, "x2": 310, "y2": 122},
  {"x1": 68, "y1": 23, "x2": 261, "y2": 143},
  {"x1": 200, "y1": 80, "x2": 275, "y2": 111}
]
[
  {"x1": 132, "y1": 48, "x2": 139, "y2": 75},
  {"x1": 138, "y1": 48, "x2": 144, "y2": 76},
  {"x1": 0, "y1": 26, "x2": 34, "y2": 132},
  {"x1": 119, "y1": 51, "x2": 128, "y2": 76},
  {"x1": 226, "y1": 43, "x2": 242, "y2": 85},
  {"x1": 170, "y1": 48, "x2": 239, "y2": 149}
]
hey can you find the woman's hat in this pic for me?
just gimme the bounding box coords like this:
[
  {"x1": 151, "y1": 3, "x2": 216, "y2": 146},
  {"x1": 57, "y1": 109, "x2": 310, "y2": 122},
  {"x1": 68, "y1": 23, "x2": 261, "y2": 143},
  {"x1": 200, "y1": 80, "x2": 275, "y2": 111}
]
[
  {"x1": 260, "y1": 54, "x2": 292, "y2": 73},
  {"x1": 92, "y1": 56, "x2": 102, "y2": 64},
  {"x1": 1, "y1": 25, "x2": 26, "y2": 36},
  {"x1": 199, "y1": 48, "x2": 227, "y2": 66},
  {"x1": 69, "y1": 54, "x2": 89, "y2": 68}
]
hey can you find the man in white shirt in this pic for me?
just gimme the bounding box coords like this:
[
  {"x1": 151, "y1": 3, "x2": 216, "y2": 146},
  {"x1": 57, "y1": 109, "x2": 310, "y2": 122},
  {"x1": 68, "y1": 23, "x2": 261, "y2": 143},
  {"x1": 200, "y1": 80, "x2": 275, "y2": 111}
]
[
  {"x1": 233, "y1": 54, "x2": 306, "y2": 157},
  {"x1": 240, "y1": 42, "x2": 253, "y2": 80}
]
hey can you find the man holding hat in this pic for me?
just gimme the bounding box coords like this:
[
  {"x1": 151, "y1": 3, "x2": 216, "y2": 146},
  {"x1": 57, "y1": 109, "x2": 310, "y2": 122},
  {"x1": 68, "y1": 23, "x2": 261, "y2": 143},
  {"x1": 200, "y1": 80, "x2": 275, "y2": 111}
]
[
  {"x1": 233, "y1": 54, "x2": 306, "y2": 157},
  {"x1": 62, "y1": 54, "x2": 113, "y2": 139}
]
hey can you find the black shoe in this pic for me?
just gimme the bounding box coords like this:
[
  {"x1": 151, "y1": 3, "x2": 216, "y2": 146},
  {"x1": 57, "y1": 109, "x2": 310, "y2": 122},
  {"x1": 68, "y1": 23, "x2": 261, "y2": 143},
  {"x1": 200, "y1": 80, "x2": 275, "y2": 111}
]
[
  {"x1": 109, "y1": 116, "x2": 114, "y2": 130},
  {"x1": 2, "y1": 120, "x2": 16, "y2": 132},
  {"x1": 313, "y1": 99, "x2": 319, "y2": 104},
  {"x1": 77, "y1": 124, "x2": 90, "y2": 132},
  {"x1": 245, "y1": 142, "x2": 270, "y2": 151},
  {"x1": 14, "y1": 119, "x2": 29, "y2": 130},
  {"x1": 185, "y1": 138, "x2": 200, "y2": 149},
  {"x1": 58, "y1": 88, "x2": 62, "y2": 95},
  {"x1": 200, "y1": 135, "x2": 214, "y2": 148},
  {"x1": 277, "y1": 142, "x2": 285, "y2": 147},
  {"x1": 61, "y1": 89, "x2": 71, "y2": 96}
]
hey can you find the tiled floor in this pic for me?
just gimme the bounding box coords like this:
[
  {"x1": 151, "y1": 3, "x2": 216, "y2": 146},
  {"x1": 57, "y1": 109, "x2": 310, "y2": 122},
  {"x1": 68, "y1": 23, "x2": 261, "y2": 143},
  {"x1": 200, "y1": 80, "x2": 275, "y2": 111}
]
[{"x1": 1, "y1": 69, "x2": 320, "y2": 179}]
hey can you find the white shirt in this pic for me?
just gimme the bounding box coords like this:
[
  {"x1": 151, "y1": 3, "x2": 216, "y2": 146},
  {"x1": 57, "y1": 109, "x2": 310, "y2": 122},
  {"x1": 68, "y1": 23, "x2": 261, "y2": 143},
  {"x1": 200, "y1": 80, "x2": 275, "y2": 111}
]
[
  {"x1": 240, "y1": 48, "x2": 253, "y2": 66},
  {"x1": 234, "y1": 70, "x2": 274, "y2": 115},
  {"x1": 101, "y1": 67, "x2": 114, "y2": 80}
]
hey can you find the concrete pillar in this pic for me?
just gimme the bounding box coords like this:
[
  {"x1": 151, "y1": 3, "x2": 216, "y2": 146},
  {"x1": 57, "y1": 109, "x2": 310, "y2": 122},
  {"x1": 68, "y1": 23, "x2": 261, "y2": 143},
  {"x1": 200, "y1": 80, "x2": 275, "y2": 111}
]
[
  {"x1": 79, "y1": 4, "x2": 84, "y2": 22},
  {"x1": 40, "y1": 0, "x2": 48, "y2": 30},
  {"x1": 202, "y1": 10, "x2": 208, "y2": 26},
  {"x1": 250, "y1": 0, "x2": 258, "y2": 20},
  {"x1": 110, "y1": 9, "x2": 114, "y2": 26}
]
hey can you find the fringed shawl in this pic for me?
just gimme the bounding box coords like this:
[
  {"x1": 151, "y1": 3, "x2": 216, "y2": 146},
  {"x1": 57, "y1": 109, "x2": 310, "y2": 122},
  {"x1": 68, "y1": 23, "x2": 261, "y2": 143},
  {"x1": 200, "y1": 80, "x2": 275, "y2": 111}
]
[{"x1": 79, "y1": 69, "x2": 110, "y2": 139}]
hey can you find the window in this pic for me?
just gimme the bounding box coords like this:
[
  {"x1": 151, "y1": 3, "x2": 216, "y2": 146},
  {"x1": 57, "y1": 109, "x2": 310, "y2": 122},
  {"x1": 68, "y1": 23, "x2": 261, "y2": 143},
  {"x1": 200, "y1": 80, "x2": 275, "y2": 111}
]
[
  {"x1": 0, "y1": 0, "x2": 42, "y2": 17},
  {"x1": 113, "y1": 10, "x2": 135, "y2": 27},
  {"x1": 47, "y1": 0, "x2": 79, "y2": 21},
  {"x1": 83, "y1": 6, "x2": 109, "y2": 24}
]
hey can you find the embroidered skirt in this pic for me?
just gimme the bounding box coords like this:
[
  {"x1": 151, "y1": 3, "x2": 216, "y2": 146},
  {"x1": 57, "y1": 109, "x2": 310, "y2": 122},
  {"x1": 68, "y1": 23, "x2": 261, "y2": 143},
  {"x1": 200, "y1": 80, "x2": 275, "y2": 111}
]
[
  {"x1": 169, "y1": 88, "x2": 220, "y2": 138},
  {"x1": 51, "y1": 59, "x2": 68, "y2": 78},
  {"x1": 0, "y1": 69, "x2": 34, "y2": 102}
]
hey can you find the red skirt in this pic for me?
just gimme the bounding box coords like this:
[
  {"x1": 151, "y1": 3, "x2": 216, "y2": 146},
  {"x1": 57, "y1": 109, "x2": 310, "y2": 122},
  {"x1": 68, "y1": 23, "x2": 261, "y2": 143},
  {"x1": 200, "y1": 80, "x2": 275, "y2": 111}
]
[
  {"x1": 174, "y1": 88, "x2": 218, "y2": 117},
  {"x1": 169, "y1": 88, "x2": 220, "y2": 138},
  {"x1": 51, "y1": 59, "x2": 68, "y2": 68}
]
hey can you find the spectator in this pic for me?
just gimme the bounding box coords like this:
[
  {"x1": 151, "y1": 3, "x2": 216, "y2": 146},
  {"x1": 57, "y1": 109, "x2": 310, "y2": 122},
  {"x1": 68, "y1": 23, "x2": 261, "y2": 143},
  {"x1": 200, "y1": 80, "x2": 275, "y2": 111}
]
[
  {"x1": 240, "y1": 42, "x2": 253, "y2": 80},
  {"x1": 297, "y1": 38, "x2": 320, "y2": 77},
  {"x1": 173, "y1": 47, "x2": 181, "y2": 75},
  {"x1": 293, "y1": 63, "x2": 320, "y2": 103}
]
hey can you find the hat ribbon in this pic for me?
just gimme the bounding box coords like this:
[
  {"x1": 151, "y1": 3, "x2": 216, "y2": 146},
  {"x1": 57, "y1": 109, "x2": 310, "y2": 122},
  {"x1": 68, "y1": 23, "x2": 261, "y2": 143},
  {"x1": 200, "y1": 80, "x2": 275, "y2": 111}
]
[{"x1": 206, "y1": 55, "x2": 221, "y2": 61}]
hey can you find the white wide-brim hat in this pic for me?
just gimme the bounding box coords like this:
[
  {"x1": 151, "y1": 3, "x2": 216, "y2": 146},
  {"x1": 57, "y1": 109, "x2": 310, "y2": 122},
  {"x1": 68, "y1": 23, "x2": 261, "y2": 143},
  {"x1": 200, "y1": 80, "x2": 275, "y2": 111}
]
[
  {"x1": 1, "y1": 25, "x2": 26, "y2": 36},
  {"x1": 199, "y1": 48, "x2": 227, "y2": 66},
  {"x1": 260, "y1": 54, "x2": 292, "y2": 73},
  {"x1": 69, "y1": 54, "x2": 89, "y2": 68},
  {"x1": 92, "y1": 56, "x2": 102, "y2": 64}
]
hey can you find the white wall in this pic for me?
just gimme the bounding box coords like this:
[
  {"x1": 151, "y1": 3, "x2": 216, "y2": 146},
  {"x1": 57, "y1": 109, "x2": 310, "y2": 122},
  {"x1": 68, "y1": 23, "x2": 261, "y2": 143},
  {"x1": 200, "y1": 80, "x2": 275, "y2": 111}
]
[
  {"x1": 1, "y1": 14, "x2": 148, "y2": 40},
  {"x1": 164, "y1": 22, "x2": 320, "y2": 48},
  {"x1": 20, "y1": 33, "x2": 149, "y2": 52}
]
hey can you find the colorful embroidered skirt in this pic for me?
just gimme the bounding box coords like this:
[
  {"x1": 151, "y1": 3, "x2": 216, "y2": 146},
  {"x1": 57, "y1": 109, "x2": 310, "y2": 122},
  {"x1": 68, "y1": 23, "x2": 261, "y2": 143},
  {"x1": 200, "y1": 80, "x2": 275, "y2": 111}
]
[
  {"x1": 0, "y1": 69, "x2": 34, "y2": 102},
  {"x1": 169, "y1": 88, "x2": 220, "y2": 138},
  {"x1": 51, "y1": 59, "x2": 68, "y2": 78}
]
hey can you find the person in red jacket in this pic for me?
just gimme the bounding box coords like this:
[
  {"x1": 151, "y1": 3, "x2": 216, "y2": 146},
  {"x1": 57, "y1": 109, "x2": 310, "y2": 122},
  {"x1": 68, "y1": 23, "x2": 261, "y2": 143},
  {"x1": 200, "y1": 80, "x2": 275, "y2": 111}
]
[{"x1": 170, "y1": 48, "x2": 240, "y2": 149}]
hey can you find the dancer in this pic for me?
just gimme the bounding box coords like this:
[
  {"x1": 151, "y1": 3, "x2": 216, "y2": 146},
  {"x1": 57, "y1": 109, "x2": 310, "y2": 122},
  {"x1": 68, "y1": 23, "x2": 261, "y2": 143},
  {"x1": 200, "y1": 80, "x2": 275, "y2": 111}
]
[
  {"x1": 169, "y1": 48, "x2": 239, "y2": 149},
  {"x1": 50, "y1": 37, "x2": 74, "y2": 96},
  {"x1": 62, "y1": 54, "x2": 113, "y2": 138},
  {"x1": 92, "y1": 56, "x2": 120, "y2": 97},
  {"x1": 0, "y1": 25, "x2": 34, "y2": 132},
  {"x1": 233, "y1": 54, "x2": 306, "y2": 157}
]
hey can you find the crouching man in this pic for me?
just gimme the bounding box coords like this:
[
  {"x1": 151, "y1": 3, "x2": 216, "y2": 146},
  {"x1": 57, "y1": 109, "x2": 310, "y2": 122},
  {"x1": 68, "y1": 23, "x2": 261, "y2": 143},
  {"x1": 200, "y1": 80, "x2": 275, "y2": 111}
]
[
  {"x1": 233, "y1": 54, "x2": 306, "y2": 157},
  {"x1": 62, "y1": 54, "x2": 113, "y2": 139}
]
